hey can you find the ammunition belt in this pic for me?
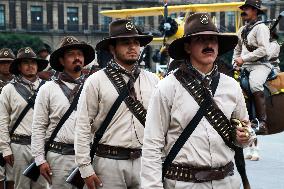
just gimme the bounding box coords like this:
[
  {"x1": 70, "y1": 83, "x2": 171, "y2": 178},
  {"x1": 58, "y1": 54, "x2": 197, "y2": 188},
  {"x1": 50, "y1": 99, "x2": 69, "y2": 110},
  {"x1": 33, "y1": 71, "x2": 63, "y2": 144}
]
[
  {"x1": 96, "y1": 144, "x2": 141, "y2": 160},
  {"x1": 104, "y1": 65, "x2": 146, "y2": 126},
  {"x1": 46, "y1": 141, "x2": 75, "y2": 155},
  {"x1": 174, "y1": 69, "x2": 236, "y2": 149},
  {"x1": 11, "y1": 134, "x2": 31, "y2": 145},
  {"x1": 165, "y1": 161, "x2": 234, "y2": 183}
]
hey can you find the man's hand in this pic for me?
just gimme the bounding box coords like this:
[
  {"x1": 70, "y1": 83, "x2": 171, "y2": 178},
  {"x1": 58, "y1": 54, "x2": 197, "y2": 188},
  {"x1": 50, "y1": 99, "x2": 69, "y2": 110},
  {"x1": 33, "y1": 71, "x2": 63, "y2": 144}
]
[
  {"x1": 236, "y1": 126, "x2": 250, "y2": 145},
  {"x1": 84, "y1": 173, "x2": 103, "y2": 189},
  {"x1": 234, "y1": 57, "x2": 244, "y2": 67},
  {"x1": 4, "y1": 154, "x2": 14, "y2": 166},
  {"x1": 39, "y1": 162, "x2": 52, "y2": 184}
]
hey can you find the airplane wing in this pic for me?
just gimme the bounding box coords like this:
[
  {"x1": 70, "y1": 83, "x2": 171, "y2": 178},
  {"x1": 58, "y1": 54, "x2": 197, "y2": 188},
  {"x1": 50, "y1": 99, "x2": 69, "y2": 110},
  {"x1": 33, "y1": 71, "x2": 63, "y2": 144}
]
[{"x1": 100, "y1": 2, "x2": 245, "y2": 18}]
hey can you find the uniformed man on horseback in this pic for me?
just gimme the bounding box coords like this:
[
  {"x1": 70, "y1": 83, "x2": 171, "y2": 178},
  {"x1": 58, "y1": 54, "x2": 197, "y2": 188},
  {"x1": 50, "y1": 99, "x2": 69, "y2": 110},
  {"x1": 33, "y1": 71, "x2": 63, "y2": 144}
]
[{"x1": 233, "y1": 0, "x2": 271, "y2": 135}]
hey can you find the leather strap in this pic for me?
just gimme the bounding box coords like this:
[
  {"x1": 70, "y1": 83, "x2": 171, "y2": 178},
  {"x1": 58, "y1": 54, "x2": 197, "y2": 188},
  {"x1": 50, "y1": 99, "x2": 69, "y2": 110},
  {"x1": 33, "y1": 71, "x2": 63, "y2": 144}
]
[
  {"x1": 162, "y1": 71, "x2": 220, "y2": 180},
  {"x1": 44, "y1": 84, "x2": 83, "y2": 155},
  {"x1": 9, "y1": 80, "x2": 46, "y2": 136},
  {"x1": 90, "y1": 82, "x2": 129, "y2": 162},
  {"x1": 12, "y1": 82, "x2": 32, "y2": 104},
  {"x1": 96, "y1": 144, "x2": 141, "y2": 160},
  {"x1": 54, "y1": 79, "x2": 81, "y2": 104}
]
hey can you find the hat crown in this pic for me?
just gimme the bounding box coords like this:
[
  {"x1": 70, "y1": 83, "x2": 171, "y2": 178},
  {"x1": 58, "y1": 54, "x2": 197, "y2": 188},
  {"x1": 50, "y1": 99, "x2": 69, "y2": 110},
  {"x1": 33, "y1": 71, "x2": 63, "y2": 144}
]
[
  {"x1": 243, "y1": 0, "x2": 262, "y2": 9},
  {"x1": 59, "y1": 36, "x2": 81, "y2": 48},
  {"x1": 184, "y1": 13, "x2": 219, "y2": 37},
  {"x1": 0, "y1": 48, "x2": 15, "y2": 60},
  {"x1": 16, "y1": 47, "x2": 37, "y2": 59},
  {"x1": 109, "y1": 19, "x2": 139, "y2": 37}
]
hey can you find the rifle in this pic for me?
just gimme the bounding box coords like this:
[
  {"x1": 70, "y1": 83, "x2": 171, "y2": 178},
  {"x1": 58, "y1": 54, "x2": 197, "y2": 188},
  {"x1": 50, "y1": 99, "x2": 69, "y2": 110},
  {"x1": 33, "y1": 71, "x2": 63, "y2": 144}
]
[{"x1": 270, "y1": 11, "x2": 284, "y2": 33}]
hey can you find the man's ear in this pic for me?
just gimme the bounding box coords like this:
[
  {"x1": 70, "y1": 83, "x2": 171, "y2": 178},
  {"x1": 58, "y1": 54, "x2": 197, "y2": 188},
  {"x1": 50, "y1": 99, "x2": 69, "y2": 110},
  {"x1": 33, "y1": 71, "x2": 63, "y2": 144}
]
[
  {"x1": 59, "y1": 57, "x2": 64, "y2": 66},
  {"x1": 184, "y1": 43, "x2": 191, "y2": 54}
]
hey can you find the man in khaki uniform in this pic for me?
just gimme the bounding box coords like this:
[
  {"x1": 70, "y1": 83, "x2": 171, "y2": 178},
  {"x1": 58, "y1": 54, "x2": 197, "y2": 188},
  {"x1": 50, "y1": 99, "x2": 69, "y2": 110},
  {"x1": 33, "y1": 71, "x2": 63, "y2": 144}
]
[
  {"x1": 0, "y1": 47, "x2": 48, "y2": 189},
  {"x1": 0, "y1": 48, "x2": 15, "y2": 189},
  {"x1": 141, "y1": 13, "x2": 255, "y2": 189},
  {"x1": 233, "y1": 0, "x2": 271, "y2": 134},
  {"x1": 74, "y1": 19, "x2": 159, "y2": 189},
  {"x1": 31, "y1": 36, "x2": 95, "y2": 189}
]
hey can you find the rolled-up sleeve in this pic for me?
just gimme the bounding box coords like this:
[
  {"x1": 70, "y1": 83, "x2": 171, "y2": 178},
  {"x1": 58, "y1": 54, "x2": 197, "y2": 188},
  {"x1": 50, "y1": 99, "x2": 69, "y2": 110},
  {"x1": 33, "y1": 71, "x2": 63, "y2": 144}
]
[
  {"x1": 74, "y1": 76, "x2": 99, "y2": 178},
  {"x1": 141, "y1": 87, "x2": 170, "y2": 189},
  {"x1": 32, "y1": 84, "x2": 50, "y2": 166},
  {"x1": 232, "y1": 83, "x2": 255, "y2": 147}
]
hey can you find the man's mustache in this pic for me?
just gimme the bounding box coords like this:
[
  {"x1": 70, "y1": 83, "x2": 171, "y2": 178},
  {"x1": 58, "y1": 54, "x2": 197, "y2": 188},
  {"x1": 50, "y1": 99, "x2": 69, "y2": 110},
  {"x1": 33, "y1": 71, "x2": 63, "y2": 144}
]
[{"x1": 202, "y1": 47, "x2": 214, "y2": 53}]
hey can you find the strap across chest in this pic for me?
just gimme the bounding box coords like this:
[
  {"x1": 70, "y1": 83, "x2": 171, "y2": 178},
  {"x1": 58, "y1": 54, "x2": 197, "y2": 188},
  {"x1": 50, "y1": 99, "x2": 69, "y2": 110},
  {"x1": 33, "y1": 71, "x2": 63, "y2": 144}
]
[
  {"x1": 104, "y1": 65, "x2": 147, "y2": 126},
  {"x1": 174, "y1": 69, "x2": 237, "y2": 149}
]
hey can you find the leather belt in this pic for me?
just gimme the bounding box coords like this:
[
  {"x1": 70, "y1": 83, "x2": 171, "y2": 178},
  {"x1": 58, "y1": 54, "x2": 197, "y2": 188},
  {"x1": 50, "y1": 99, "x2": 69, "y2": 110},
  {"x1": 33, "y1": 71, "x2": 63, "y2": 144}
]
[
  {"x1": 11, "y1": 134, "x2": 31, "y2": 145},
  {"x1": 47, "y1": 141, "x2": 75, "y2": 155},
  {"x1": 165, "y1": 161, "x2": 234, "y2": 183},
  {"x1": 96, "y1": 144, "x2": 141, "y2": 160}
]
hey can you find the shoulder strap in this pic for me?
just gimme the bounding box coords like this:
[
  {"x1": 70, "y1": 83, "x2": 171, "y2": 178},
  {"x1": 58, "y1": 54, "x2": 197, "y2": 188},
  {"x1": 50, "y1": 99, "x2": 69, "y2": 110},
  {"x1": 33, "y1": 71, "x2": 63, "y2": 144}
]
[
  {"x1": 9, "y1": 80, "x2": 46, "y2": 136},
  {"x1": 104, "y1": 65, "x2": 147, "y2": 126},
  {"x1": 90, "y1": 83, "x2": 129, "y2": 162},
  {"x1": 54, "y1": 79, "x2": 80, "y2": 103},
  {"x1": 241, "y1": 22, "x2": 263, "y2": 52},
  {"x1": 44, "y1": 84, "x2": 83, "y2": 155},
  {"x1": 162, "y1": 72, "x2": 220, "y2": 179},
  {"x1": 12, "y1": 82, "x2": 33, "y2": 103}
]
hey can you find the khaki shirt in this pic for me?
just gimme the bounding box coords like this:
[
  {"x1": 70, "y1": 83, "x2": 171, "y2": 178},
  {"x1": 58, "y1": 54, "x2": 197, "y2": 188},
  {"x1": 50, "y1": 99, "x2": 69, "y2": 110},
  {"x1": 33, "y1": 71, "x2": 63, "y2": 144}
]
[
  {"x1": 31, "y1": 80, "x2": 79, "y2": 166},
  {"x1": 141, "y1": 72, "x2": 251, "y2": 189},
  {"x1": 74, "y1": 69, "x2": 159, "y2": 178},
  {"x1": 0, "y1": 78, "x2": 40, "y2": 157},
  {"x1": 233, "y1": 22, "x2": 270, "y2": 64}
]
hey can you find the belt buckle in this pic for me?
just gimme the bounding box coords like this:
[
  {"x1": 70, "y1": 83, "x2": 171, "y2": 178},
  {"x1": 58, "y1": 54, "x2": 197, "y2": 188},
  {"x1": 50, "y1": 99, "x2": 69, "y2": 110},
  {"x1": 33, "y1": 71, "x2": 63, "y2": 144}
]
[{"x1": 129, "y1": 151, "x2": 141, "y2": 160}]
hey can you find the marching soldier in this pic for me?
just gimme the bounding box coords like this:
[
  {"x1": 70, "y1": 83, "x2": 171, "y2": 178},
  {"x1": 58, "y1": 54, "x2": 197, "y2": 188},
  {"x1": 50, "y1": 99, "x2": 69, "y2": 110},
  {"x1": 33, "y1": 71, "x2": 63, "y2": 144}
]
[
  {"x1": 233, "y1": 0, "x2": 271, "y2": 134},
  {"x1": 141, "y1": 13, "x2": 255, "y2": 189},
  {"x1": 0, "y1": 48, "x2": 15, "y2": 93},
  {"x1": 0, "y1": 48, "x2": 15, "y2": 189},
  {"x1": 0, "y1": 47, "x2": 48, "y2": 189},
  {"x1": 74, "y1": 19, "x2": 159, "y2": 189},
  {"x1": 31, "y1": 36, "x2": 95, "y2": 189}
]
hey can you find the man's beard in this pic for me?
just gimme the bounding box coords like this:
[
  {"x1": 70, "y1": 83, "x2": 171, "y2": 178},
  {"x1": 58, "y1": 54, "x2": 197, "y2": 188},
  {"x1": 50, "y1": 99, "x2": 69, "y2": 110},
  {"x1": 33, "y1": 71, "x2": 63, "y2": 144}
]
[
  {"x1": 73, "y1": 65, "x2": 82, "y2": 72},
  {"x1": 115, "y1": 51, "x2": 138, "y2": 65}
]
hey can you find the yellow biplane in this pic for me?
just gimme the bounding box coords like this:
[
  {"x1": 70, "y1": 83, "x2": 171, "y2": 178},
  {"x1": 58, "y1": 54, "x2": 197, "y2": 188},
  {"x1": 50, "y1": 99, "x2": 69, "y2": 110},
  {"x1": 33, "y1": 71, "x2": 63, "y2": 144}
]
[{"x1": 100, "y1": 2, "x2": 245, "y2": 45}]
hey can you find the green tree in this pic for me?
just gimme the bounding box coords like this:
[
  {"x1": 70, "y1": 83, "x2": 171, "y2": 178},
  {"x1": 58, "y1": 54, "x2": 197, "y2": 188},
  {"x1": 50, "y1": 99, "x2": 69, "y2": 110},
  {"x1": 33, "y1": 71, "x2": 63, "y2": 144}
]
[{"x1": 0, "y1": 33, "x2": 44, "y2": 54}]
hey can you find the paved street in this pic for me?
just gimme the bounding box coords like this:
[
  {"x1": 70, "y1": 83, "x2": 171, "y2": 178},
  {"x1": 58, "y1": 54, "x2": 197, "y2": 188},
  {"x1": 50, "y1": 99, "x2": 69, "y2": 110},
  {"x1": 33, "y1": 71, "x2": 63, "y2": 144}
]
[{"x1": 244, "y1": 132, "x2": 284, "y2": 189}]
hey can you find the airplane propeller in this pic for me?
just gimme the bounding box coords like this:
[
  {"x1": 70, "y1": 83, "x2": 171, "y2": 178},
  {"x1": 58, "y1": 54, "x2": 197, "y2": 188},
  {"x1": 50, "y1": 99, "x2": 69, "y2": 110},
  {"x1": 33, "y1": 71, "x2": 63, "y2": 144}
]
[{"x1": 159, "y1": 0, "x2": 178, "y2": 45}]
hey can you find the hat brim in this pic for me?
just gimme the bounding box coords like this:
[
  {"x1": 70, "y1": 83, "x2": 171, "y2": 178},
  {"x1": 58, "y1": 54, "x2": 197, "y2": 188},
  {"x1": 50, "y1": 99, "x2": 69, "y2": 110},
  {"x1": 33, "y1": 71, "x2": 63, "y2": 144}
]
[
  {"x1": 49, "y1": 43, "x2": 95, "y2": 72},
  {"x1": 96, "y1": 34, "x2": 153, "y2": 51},
  {"x1": 168, "y1": 31, "x2": 238, "y2": 60},
  {"x1": 9, "y1": 58, "x2": 49, "y2": 75},
  {"x1": 0, "y1": 58, "x2": 14, "y2": 63},
  {"x1": 239, "y1": 4, "x2": 265, "y2": 14}
]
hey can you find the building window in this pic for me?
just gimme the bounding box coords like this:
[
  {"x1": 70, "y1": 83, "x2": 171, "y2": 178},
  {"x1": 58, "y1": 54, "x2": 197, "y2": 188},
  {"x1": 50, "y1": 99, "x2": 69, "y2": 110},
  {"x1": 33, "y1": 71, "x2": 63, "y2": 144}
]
[
  {"x1": 101, "y1": 7, "x2": 112, "y2": 32},
  {"x1": 226, "y1": 12, "x2": 235, "y2": 32},
  {"x1": 0, "y1": 5, "x2": 5, "y2": 30},
  {"x1": 67, "y1": 7, "x2": 79, "y2": 31},
  {"x1": 31, "y1": 6, "x2": 43, "y2": 31}
]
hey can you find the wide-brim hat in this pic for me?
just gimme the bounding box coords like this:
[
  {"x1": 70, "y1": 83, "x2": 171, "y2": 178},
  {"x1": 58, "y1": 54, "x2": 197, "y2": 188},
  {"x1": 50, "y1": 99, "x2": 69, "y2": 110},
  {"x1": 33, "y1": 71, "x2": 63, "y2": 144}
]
[
  {"x1": 0, "y1": 48, "x2": 15, "y2": 63},
  {"x1": 50, "y1": 36, "x2": 95, "y2": 72},
  {"x1": 96, "y1": 19, "x2": 153, "y2": 51},
  {"x1": 10, "y1": 47, "x2": 48, "y2": 75},
  {"x1": 239, "y1": 0, "x2": 265, "y2": 15},
  {"x1": 168, "y1": 13, "x2": 238, "y2": 60}
]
